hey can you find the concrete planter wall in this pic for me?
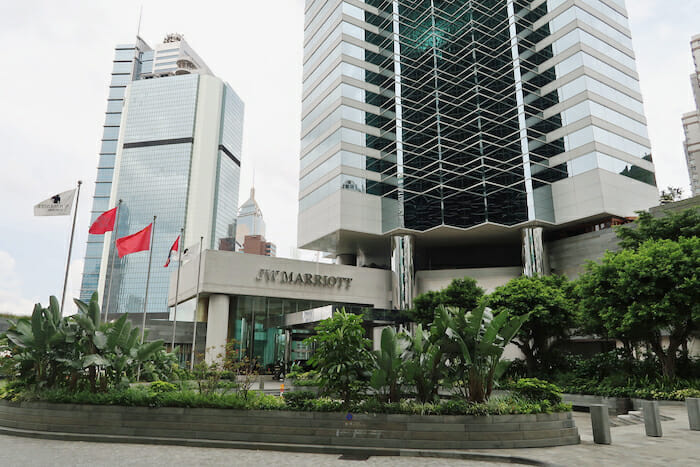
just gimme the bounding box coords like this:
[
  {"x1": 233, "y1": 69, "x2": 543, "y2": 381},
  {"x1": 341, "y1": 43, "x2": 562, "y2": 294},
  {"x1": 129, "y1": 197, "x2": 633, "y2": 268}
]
[
  {"x1": 562, "y1": 393, "x2": 632, "y2": 415},
  {"x1": 0, "y1": 400, "x2": 579, "y2": 450}
]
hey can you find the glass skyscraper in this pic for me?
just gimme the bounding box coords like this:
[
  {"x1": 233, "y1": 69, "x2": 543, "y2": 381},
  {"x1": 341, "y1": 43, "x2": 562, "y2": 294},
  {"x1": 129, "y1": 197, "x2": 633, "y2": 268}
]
[
  {"x1": 80, "y1": 34, "x2": 244, "y2": 314},
  {"x1": 299, "y1": 0, "x2": 658, "y2": 309}
]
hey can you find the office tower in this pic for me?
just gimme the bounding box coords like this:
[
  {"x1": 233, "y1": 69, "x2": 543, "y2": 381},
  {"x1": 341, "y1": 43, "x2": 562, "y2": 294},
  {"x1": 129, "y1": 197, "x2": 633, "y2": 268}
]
[
  {"x1": 299, "y1": 0, "x2": 658, "y2": 308},
  {"x1": 80, "y1": 34, "x2": 244, "y2": 314},
  {"x1": 235, "y1": 187, "x2": 267, "y2": 248},
  {"x1": 682, "y1": 34, "x2": 700, "y2": 196}
]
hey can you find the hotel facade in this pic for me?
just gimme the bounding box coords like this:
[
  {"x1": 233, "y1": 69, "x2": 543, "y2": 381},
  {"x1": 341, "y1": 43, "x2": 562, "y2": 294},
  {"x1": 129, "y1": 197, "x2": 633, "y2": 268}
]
[{"x1": 171, "y1": 0, "x2": 659, "y2": 366}]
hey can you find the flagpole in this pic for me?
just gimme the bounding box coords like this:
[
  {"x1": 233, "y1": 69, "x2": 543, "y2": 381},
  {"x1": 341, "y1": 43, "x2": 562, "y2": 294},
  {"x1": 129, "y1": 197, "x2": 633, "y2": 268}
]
[
  {"x1": 103, "y1": 199, "x2": 123, "y2": 323},
  {"x1": 140, "y1": 215, "x2": 156, "y2": 345},
  {"x1": 60, "y1": 180, "x2": 82, "y2": 314},
  {"x1": 189, "y1": 235, "x2": 204, "y2": 371},
  {"x1": 171, "y1": 227, "x2": 184, "y2": 351}
]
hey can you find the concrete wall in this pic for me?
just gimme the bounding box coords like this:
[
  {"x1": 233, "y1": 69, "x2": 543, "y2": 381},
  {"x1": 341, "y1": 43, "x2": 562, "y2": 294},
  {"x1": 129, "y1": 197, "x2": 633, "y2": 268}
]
[
  {"x1": 547, "y1": 228, "x2": 620, "y2": 279},
  {"x1": 170, "y1": 250, "x2": 393, "y2": 309},
  {"x1": 416, "y1": 267, "x2": 523, "y2": 295}
]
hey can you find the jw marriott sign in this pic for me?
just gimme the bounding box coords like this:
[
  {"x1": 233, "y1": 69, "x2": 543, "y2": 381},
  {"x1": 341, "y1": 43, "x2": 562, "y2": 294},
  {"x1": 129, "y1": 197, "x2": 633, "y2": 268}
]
[{"x1": 255, "y1": 269, "x2": 353, "y2": 289}]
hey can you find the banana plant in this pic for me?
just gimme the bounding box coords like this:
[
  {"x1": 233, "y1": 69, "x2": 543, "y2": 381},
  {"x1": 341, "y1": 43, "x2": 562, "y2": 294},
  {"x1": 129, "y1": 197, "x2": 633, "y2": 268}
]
[
  {"x1": 431, "y1": 304, "x2": 529, "y2": 403},
  {"x1": 370, "y1": 327, "x2": 405, "y2": 402},
  {"x1": 3, "y1": 297, "x2": 71, "y2": 387},
  {"x1": 401, "y1": 324, "x2": 445, "y2": 403}
]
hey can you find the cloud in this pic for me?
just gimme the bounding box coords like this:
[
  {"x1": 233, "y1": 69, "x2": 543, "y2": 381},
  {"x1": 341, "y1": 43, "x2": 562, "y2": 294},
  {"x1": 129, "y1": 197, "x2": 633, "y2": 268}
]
[{"x1": 0, "y1": 250, "x2": 37, "y2": 316}]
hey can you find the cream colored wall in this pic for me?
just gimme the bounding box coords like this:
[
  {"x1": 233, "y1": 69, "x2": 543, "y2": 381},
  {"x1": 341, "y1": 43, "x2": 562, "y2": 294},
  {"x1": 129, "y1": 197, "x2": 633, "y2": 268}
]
[
  {"x1": 416, "y1": 267, "x2": 523, "y2": 295},
  {"x1": 170, "y1": 249, "x2": 393, "y2": 309},
  {"x1": 184, "y1": 75, "x2": 223, "y2": 250},
  {"x1": 551, "y1": 168, "x2": 657, "y2": 224}
]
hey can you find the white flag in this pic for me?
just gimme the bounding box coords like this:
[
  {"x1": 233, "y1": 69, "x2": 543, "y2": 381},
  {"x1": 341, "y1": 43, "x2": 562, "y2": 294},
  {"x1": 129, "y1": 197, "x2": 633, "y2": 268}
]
[
  {"x1": 181, "y1": 241, "x2": 202, "y2": 265},
  {"x1": 34, "y1": 189, "x2": 76, "y2": 216}
]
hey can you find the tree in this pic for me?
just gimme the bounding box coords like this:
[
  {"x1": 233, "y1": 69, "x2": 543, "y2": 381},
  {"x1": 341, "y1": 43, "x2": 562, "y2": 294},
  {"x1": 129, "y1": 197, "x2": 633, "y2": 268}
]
[
  {"x1": 431, "y1": 304, "x2": 529, "y2": 403},
  {"x1": 576, "y1": 237, "x2": 699, "y2": 379},
  {"x1": 305, "y1": 310, "x2": 374, "y2": 405},
  {"x1": 486, "y1": 275, "x2": 576, "y2": 374},
  {"x1": 616, "y1": 208, "x2": 700, "y2": 250},
  {"x1": 659, "y1": 186, "x2": 683, "y2": 205},
  {"x1": 409, "y1": 277, "x2": 484, "y2": 326}
]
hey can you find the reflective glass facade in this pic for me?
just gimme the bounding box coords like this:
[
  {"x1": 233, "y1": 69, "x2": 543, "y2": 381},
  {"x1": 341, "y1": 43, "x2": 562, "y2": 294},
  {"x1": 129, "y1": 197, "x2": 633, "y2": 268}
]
[
  {"x1": 300, "y1": 0, "x2": 656, "y2": 247},
  {"x1": 80, "y1": 39, "x2": 151, "y2": 301},
  {"x1": 81, "y1": 37, "x2": 244, "y2": 313}
]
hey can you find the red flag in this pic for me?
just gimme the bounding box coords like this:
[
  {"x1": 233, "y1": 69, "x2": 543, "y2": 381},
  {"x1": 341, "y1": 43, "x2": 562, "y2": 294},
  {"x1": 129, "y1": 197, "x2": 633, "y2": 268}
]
[
  {"x1": 89, "y1": 207, "x2": 117, "y2": 234},
  {"x1": 164, "y1": 235, "x2": 180, "y2": 267},
  {"x1": 116, "y1": 223, "x2": 152, "y2": 258}
]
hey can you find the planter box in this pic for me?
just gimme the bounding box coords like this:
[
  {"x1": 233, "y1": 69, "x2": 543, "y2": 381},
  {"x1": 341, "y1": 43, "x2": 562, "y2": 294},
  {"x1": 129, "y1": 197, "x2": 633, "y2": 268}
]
[
  {"x1": 0, "y1": 400, "x2": 579, "y2": 450},
  {"x1": 562, "y1": 393, "x2": 632, "y2": 415}
]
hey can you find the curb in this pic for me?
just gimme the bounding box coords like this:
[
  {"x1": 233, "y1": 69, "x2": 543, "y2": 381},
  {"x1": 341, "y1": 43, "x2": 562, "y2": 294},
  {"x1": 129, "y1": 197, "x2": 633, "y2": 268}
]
[{"x1": 0, "y1": 424, "x2": 556, "y2": 466}]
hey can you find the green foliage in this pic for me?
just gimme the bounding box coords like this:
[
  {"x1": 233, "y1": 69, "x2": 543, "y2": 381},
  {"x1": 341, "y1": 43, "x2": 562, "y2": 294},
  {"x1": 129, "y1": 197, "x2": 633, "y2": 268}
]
[
  {"x1": 401, "y1": 324, "x2": 444, "y2": 403},
  {"x1": 410, "y1": 291, "x2": 444, "y2": 327},
  {"x1": 409, "y1": 277, "x2": 485, "y2": 326},
  {"x1": 305, "y1": 310, "x2": 374, "y2": 405},
  {"x1": 8, "y1": 387, "x2": 571, "y2": 415},
  {"x1": 576, "y1": 237, "x2": 700, "y2": 378},
  {"x1": 149, "y1": 380, "x2": 177, "y2": 394},
  {"x1": 431, "y1": 304, "x2": 529, "y2": 403},
  {"x1": 282, "y1": 390, "x2": 317, "y2": 409},
  {"x1": 0, "y1": 293, "x2": 176, "y2": 392},
  {"x1": 370, "y1": 327, "x2": 405, "y2": 402},
  {"x1": 615, "y1": 208, "x2": 700, "y2": 250},
  {"x1": 487, "y1": 275, "x2": 576, "y2": 374},
  {"x1": 288, "y1": 370, "x2": 320, "y2": 386},
  {"x1": 509, "y1": 378, "x2": 562, "y2": 403}
]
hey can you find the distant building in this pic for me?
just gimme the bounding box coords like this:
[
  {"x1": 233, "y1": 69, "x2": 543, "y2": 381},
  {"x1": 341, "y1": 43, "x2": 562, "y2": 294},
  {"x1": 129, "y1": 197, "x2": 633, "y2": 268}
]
[
  {"x1": 242, "y1": 234, "x2": 276, "y2": 257},
  {"x1": 683, "y1": 34, "x2": 700, "y2": 196},
  {"x1": 80, "y1": 33, "x2": 244, "y2": 314},
  {"x1": 235, "y1": 187, "x2": 266, "y2": 249}
]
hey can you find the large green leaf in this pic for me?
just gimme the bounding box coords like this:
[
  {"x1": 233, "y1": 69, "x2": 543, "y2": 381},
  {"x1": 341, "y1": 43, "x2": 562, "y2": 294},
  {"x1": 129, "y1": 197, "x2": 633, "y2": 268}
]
[
  {"x1": 136, "y1": 340, "x2": 165, "y2": 361},
  {"x1": 107, "y1": 315, "x2": 130, "y2": 350},
  {"x1": 93, "y1": 331, "x2": 107, "y2": 350},
  {"x1": 83, "y1": 354, "x2": 110, "y2": 368}
]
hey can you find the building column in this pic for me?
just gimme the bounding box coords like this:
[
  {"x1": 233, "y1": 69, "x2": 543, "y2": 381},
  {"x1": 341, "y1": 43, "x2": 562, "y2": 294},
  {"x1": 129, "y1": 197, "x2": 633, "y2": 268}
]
[
  {"x1": 205, "y1": 294, "x2": 230, "y2": 364},
  {"x1": 521, "y1": 227, "x2": 546, "y2": 277},
  {"x1": 391, "y1": 234, "x2": 415, "y2": 310}
]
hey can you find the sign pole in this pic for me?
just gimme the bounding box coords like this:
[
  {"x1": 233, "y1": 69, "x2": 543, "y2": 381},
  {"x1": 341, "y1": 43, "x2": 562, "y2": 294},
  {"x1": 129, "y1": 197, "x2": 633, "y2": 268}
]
[
  {"x1": 189, "y1": 235, "x2": 204, "y2": 371},
  {"x1": 171, "y1": 227, "x2": 184, "y2": 351},
  {"x1": 60, "y1": 180, "x2": 82, "y2": 314},
  {"x1": 103, "y1": 198, "x2": 122, "y2": 323}
]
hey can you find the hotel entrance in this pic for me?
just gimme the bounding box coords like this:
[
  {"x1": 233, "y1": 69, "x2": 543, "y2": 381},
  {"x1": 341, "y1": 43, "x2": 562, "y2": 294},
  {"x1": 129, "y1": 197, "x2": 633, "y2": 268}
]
[{"x1": 227, "y1": 295, "x2": 370, "y2": 372}]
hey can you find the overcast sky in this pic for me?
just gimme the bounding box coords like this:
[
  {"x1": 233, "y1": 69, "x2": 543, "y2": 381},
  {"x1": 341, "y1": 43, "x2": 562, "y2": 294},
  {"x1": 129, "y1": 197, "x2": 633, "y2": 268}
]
[{"x1": 0, "y1": 0, "x2": 697, "y2": 316}]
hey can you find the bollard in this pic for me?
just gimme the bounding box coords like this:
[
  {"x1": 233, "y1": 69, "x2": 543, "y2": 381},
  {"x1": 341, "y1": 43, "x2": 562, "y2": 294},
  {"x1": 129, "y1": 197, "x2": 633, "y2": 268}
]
[
  {"x1": 642, "y1": 400, "x2": 662, "y2": 437},
  {"x1": 259, "y1": 375, "x2": 265, "y2": 392},
  {"x1": 280, "y1": 383, "x2": 284, "y2": 397},
  {"x1": 687, "y1": 398, "x2": 700, "y2": 431},
  {"x1": 590, "y1": 404, "x2": 611, "y2": 444}
]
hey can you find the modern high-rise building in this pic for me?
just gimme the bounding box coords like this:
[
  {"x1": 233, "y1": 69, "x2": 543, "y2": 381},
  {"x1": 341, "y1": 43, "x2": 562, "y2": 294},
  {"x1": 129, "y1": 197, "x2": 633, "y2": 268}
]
[
  {"x1": 235, "y1": 187, "x2": 267, "y2": 248},
  {"x1": 682, "y1": 34, "x2": 700, "y2": 196},
  {"x1": 80, "y1": 34, "x2": 244, "y2": 314},
  {"x1": 299, "y1": 0, "x2": 658, "y2": 307}
]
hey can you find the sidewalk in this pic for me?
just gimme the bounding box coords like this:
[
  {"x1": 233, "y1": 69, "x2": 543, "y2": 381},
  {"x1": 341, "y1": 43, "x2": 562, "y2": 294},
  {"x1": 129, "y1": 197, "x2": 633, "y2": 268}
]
[{"x1": 470, "y1": 406, "x2": 699, "y2": 466}]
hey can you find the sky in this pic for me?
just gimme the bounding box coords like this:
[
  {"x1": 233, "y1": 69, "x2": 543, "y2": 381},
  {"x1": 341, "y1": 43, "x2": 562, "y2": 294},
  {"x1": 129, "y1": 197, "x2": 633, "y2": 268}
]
[{"x1": 0, "y1": 0, "x2": 697, "y2": 316}]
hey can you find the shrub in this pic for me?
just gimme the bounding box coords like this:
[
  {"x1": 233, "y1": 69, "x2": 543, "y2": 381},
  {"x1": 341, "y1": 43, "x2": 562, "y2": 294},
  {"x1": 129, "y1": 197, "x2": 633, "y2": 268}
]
[
  {"x1": 149, "y1": 381, "x2": 177, "y2": 394},
  {"x1": 305, "y1": 311, "x2": 374, "y2": 405},
  {"x1": 510, "y1": 378, "x2": 562, "y2": 403},
  {"x1": 283, "y1": 391, "x2": 316, "y2": 409}
]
